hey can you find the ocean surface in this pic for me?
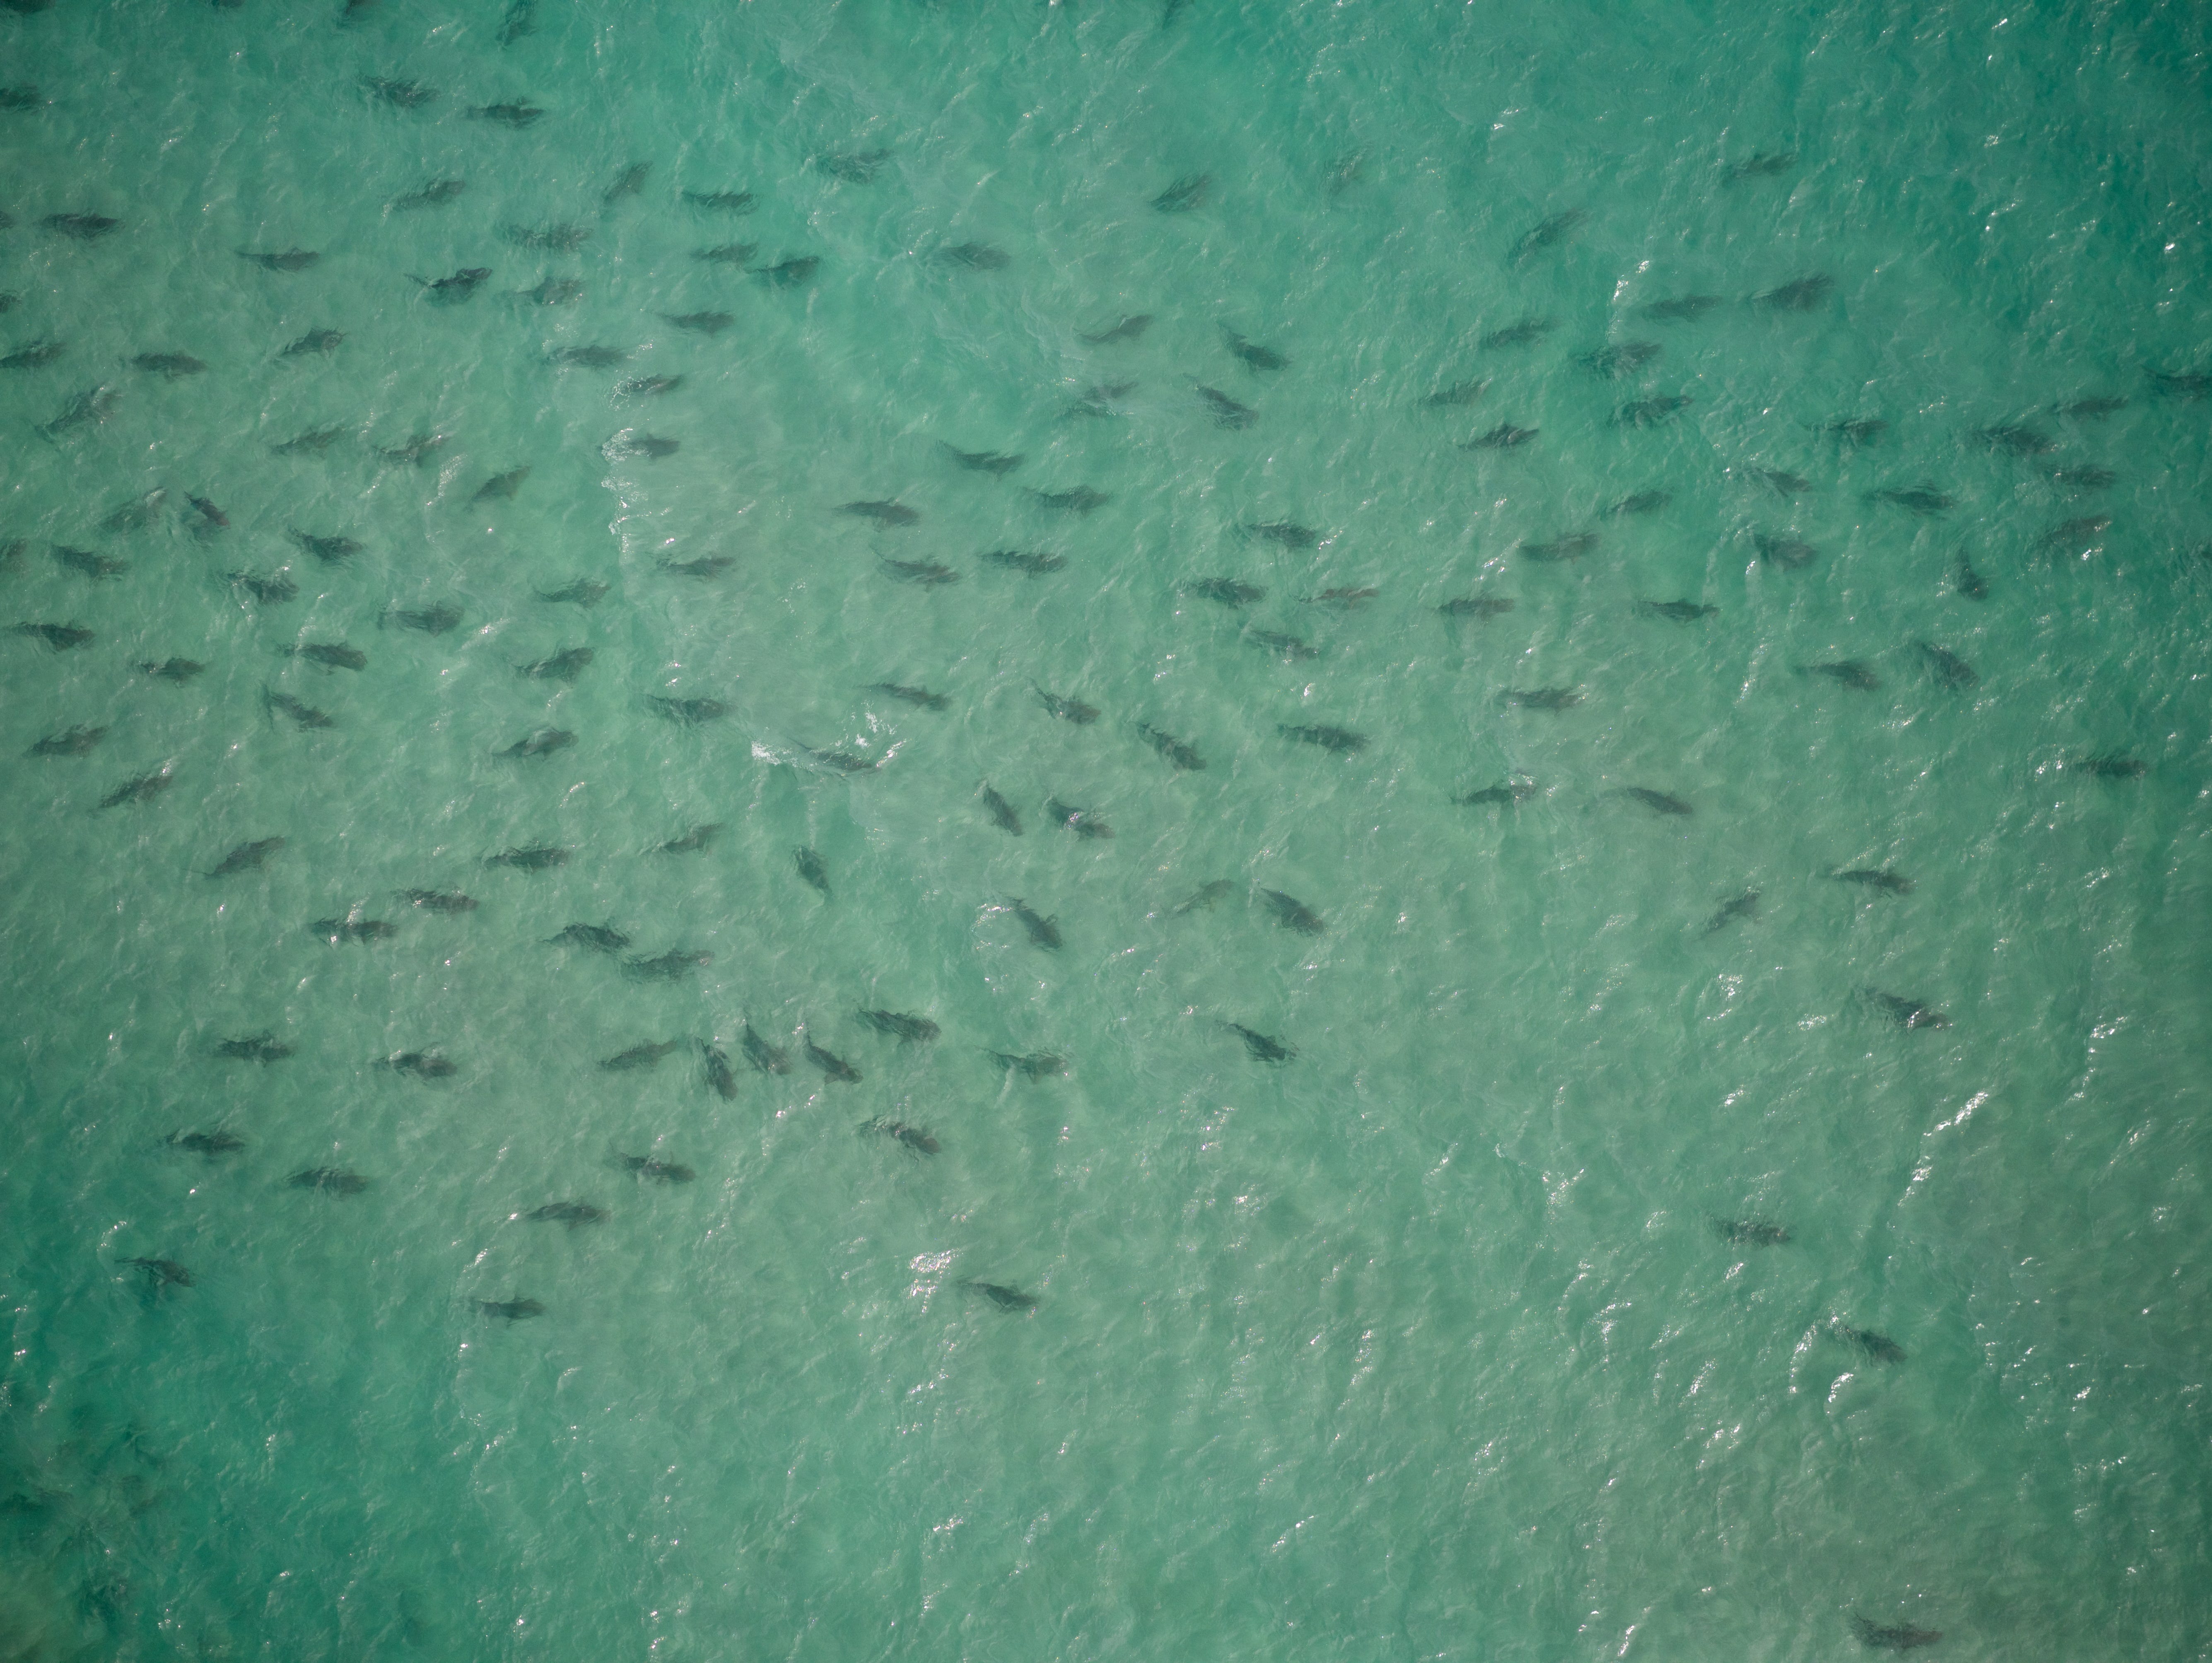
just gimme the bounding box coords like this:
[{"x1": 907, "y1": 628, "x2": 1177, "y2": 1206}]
[{"x1": 1, "y1": 0, "x2": 2208, "y2": 1657}]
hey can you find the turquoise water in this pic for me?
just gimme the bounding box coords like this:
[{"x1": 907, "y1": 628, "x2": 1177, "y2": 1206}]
[{"x1": 2, "y1": 0, "x2": 2209, "y2": 1656}]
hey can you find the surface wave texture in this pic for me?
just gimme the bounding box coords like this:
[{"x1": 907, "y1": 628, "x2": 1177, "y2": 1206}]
[{"x1": 1, "y1": 0, "x2": 2208, "y2": 1658}]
